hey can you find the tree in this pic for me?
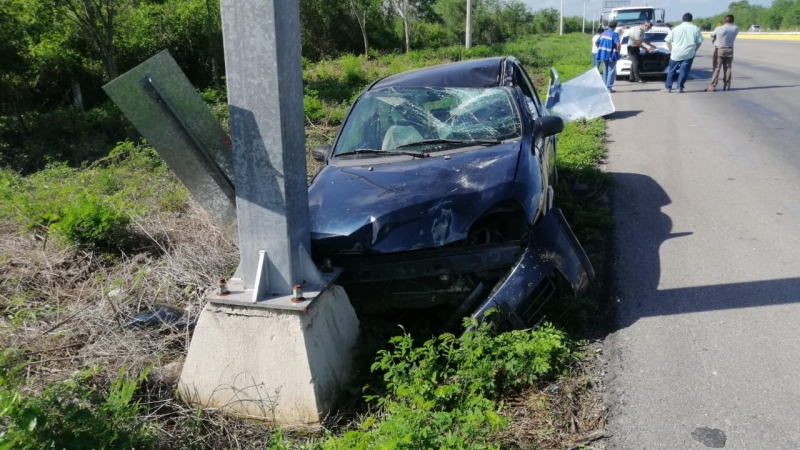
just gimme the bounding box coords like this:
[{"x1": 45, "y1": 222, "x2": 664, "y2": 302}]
[
  {"x1": 0, "y1": 0, "x2": 32, "y2": 131},
  {"x1": 349, "y1": 0, "x2": 381, "y2": 57},
  {"x1": 52, "y1": 0, "x2": 128, "y2": 81},
  {"x1": 390, "y1": 0, "x2": 413, "y2": 52},
  {"x1": 300, "y1": 0, "x2": 363, "y2": 59},
  {"x1": 531, "y1": 8, "x2": 559, "y2": 34}
]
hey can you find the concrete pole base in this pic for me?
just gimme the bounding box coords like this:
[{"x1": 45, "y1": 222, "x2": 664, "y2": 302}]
[{"x1": 178, "y1": 285, "x2": 360, "y2": 425}]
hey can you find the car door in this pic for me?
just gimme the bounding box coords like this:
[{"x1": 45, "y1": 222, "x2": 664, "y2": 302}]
[{"x1": 511, "y1": 62, "x2": 554, "y2": 190}]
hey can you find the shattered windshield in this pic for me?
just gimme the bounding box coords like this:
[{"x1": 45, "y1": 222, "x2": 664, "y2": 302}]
[{"x1": 334, "y1": 86, "x2": 521, "y2": 156}]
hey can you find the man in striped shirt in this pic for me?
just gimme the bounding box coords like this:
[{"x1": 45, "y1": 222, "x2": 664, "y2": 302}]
[{"x1": 596, "y1": 21, "x2": 622, "y2": 93}]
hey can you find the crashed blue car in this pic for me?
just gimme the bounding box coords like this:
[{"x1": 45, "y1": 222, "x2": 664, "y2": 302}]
[{"x1": 308, "y1": 57, "x2": 594, "y2": 330}]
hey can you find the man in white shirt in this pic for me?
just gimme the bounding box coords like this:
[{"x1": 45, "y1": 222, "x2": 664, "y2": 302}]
[
  {"x1": 707, "y1": 15, "x2": 739, "y2": 92},
  {"x1": 592, "y1": 27, "x2": 603, "y2": 69}
]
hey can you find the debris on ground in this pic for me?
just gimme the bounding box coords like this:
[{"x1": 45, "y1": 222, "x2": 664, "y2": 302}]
[{"x1": 127, "y1": 304, "x2": 195, "y2": 330}]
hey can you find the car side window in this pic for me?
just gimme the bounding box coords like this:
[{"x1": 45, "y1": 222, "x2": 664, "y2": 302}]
[{"x1": 513, "y1": 64, "x2": 541, "y2": 119}]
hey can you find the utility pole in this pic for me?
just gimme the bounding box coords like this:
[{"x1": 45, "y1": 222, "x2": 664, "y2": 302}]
[
  {"x1": 560, "y1": 0, "x2": 564, "y2": 35},
  {"x1": 583, "y1": 0, "x2": 587, "y2": 33},
  {"x1": 466, "y1": 0, "x2": 472, "y2": 48}
]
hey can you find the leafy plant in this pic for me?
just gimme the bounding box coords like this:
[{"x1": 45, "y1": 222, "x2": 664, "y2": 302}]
[
  {"x1": 303, "y1": 89, "x2": 328, "y2": 123},
  {"x1": 0, "y1": 350, "x2": 155, "y2": 449},
  {"x1": 285, "y1": 317, "x2": 573, "y2": 449},
  {"x1": 51, "y1": 195, "x2": 131, "y2": 251},
  {"x1": 0, "y1": 141, "x2": 186, "y2": 253}
]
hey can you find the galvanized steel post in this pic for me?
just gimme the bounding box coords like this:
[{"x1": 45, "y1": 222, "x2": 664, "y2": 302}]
[
  {"x1": 220, "y1": 0, "x2": 310, "y2": 295},
  {"x1": 466, "y1": 0, "x2": 472, "y2": 49}
]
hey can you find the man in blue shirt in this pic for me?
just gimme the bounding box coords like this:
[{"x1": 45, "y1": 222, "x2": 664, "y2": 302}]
[
  {"x1": 596, "y1": 21, "x2": 621, "y2": 93},
  {"x1": 662, "y1": 13, "x2": 704, "y2": 93}
]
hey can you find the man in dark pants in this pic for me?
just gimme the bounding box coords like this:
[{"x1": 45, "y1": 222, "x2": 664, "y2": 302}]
[
  {"x1": 707, "y1": 15, "x2": 739, "y2": 92},
  {"x1": 627, "y1": 22, "x2": 657, "y2": 82}
]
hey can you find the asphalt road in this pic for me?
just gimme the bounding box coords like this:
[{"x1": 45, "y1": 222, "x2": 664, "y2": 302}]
[{"x1": 604, "y1": 40, "x2": 800, "y2": 449}]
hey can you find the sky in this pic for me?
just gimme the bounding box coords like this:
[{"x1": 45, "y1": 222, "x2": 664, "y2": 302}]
[{"x1": 522, "y1": 0, "x2": 773, "y2": 22}]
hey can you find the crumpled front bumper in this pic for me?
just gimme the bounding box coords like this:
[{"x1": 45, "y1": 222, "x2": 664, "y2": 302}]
[{"x1": 469, "y1": 208, "x2": 594, "y2": 328}]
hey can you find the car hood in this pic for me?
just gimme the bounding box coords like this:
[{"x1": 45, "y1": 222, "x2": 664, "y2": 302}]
[
  {"x1": 622, "y1": 42, "x2": 670, "y2": 55},
  {"x1": 309, "y1": 143, "x2": 521, "y2": 256}
]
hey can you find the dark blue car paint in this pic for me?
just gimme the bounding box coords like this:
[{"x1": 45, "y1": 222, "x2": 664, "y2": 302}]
[
  {"x1": 469, "y1": 209, "x2": 594, "y2": 324},
  {"x1": 308, "y1": 57, "x2": 594, "y2": 327},
  {"x1": 309, "y1": 144, "x2": 522, "y2": 255},
  {"x1": 369, "y1": 57, "x2": 505, "y2": 90}
]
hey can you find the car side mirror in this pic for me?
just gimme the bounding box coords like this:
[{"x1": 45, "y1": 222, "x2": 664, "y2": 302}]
[
  {"x1": 312, "y1": 144, "x2": 331, "y2": 162},
  {"x1": 534, "y1": 116, "x2": 564, "y2": 138}
]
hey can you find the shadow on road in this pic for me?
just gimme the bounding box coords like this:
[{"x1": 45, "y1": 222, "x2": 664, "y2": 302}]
[
  {"x1": 688, "y1": 69, "x2": 712, "y2": 80},
  {"x1": 610, "y1": 172, "x2": 800, "y2": 330},
  {"x1": 729, "y1": 84, "x2": 800, "y2": 91},
  {"x1": 607, "y1": 110, "x2": 643, "y2": 119}
]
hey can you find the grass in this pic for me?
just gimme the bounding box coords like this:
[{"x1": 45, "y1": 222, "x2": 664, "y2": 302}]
[{"x1": 0, "y1": 33, "x2": 613, "y2": 449}]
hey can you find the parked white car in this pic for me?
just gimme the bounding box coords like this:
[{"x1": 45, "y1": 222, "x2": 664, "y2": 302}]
[
  {"x1": 617, "y1": 28, "x2": 671, "y2": 80},
  {"x1": 748, "y1": 24, "x2": 761, "y2": 32}
]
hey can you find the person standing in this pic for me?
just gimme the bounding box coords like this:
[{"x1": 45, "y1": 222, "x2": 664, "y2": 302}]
[
  {"x1": 662, "y1": 13, "x2": 704, "y2": 93},
  {"x1": 592, "y1": 27, "x2": 604, "y2": 69},
  {"x1": 627, "y1": 22, "x2": 657, "y2": 83},
  {"x1": 707, "y1": 15, "x2": 739, "y2": 92},
  {"x1": 597, "y1": 21, "x2": 621, "y2": 93}
]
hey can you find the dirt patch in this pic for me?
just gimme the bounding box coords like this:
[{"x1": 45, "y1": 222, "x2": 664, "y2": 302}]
[{"x1": 499, "y1": 340, "x2": 608, "y2": 449}]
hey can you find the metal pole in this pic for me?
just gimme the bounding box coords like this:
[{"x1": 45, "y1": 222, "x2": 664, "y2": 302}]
[
  {"x1": 560, "y1": 0, "x2": 564, "y2": 35},
  {"x1": 466, "y1": 0, "x2": 472, "y2": 49},
  {"x1": 220, "y1": 0, "x2": 311, "y2": 294},
  {"x1": 583, "y1": 1, "x2": 586, "y2": 33}
]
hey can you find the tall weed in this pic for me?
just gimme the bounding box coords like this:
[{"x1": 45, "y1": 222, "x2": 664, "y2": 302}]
[
  {"x1": 0, "y1": 350, "x2": 155, "y2": 449},
  {"x1": 272, "y1": 317, "x2": 574, "y2": 449},
  {"x1": 0, "y1": 141, "x2": 187, "y2": 252}
]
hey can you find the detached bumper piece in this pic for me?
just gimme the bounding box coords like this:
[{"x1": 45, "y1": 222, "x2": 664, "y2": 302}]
[{"x1": 469, "y1": 208, "x2": 594, "y2": 329}]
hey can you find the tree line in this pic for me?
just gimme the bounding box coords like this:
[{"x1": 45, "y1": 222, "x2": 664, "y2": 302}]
[
  {"x1": 694, "y1": 0, "x2": 800, "y2": 31},
  {"x1": 0, "y1": 0, "x2": 590, "y2": 120}
]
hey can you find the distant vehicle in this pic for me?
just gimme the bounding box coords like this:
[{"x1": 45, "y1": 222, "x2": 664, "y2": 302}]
[
  {"x1": 748, "y1": 24, "x2": 761, "y2": 32},
  {"x1": 618, "y1": 28, "x2": 671, "y2": 79},
  {"x1": 603, "y1": 6, "x2": 666, "y2": 34}
]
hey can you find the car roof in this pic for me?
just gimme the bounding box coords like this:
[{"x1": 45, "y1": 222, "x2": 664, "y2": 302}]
[{"x1": 369, "y1": 57, "x2": 505, "y2": 90}]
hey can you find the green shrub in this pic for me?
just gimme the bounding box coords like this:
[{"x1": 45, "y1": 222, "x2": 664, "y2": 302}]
[
  {"x1": 0, "y1": 350, "x2": 155, "y2": 449},
  {"x1": 328, "y1": 105, "x2": 349, "y2": 125},
  {"x1": 339, "y1": 54, "x2": 366, "y2": 86},
  {"x1": 51, "y1": 195, "x2": 132, "y2": 251},
  {"x1": 288, "y1": 317, "x2": 573, "y2": 449},
  {"x1": 303, "y1": 89, "x2": 328, "y2": 123},
  {"x1": 0, "y1": 141, "x2": 186, "y2": 253}
]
